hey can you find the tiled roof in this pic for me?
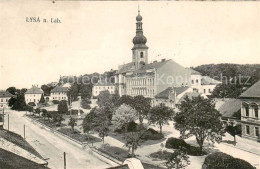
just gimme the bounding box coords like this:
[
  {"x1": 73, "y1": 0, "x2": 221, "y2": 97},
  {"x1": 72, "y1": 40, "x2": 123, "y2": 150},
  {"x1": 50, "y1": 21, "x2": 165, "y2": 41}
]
[
  {"x1": 240, "y1": 80, "x2": 260, "y2": 98},
  {"x1": 134, "y1": 59, "x2": 171, "y2": 74},
  {"x1": 155, "y1": 86, "x2": 189, "y2": 99},
  {"x1": 217, "y1": 99, "x2": 241, "y2": 118},
  {"x1": 117, "y1": 62, "x2": 134, "y2": 74},
  {"x1": 0, "y1": 91, "x2": 14, "y2": 98},
  {"x1": 25, "y1": 86, "x2": 44, "y2": 94},
  {"x1": 186, "y1": 68, "x2": 201, "y2": 75},
  {"x1": 201, "y1": 76, "x2": 221, "y2": 85},
  {"x1": 50, "y1": 86, "x2": 68, "y2": 93}
]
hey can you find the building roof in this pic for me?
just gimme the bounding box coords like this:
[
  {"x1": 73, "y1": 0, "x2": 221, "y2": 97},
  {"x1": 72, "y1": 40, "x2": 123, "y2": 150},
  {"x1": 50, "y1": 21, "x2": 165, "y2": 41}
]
[
  {"x1": 201, "y1": 76, "x2": 221, "y2": 85},
  {"x1": 217, "y1": 99, "x2": 241, "y2": 118},
  {"x1": 62, "y1": 83, "x2": 71, "y2": 88},
  {"x1": 25, "y1": 86, "x2": 44, "y2": 94},
  {"x1": 0, "y1": 91, "x2": 14, "y2": 98},
  {"x1": 186, "y1": 68, "x2": 201, "y2": 75},
  {"x1": 134, "y1": 59, "x2": 171, "y2": 74},
  {"x1": 117, "y1": 62, "x2": 134, "y2": 74},
  {"x1": 94, "y1": 83, "x2": 115, "y2": 86},
  {"x1": 155, "y1": 86, "x2": 189, "y2": 99},
  {"x1": 50, "y1": 86, "x2": 68, "y2": 93},
  {"x1": 240, "y1": 80, "x2": 260, "y2": 98}
]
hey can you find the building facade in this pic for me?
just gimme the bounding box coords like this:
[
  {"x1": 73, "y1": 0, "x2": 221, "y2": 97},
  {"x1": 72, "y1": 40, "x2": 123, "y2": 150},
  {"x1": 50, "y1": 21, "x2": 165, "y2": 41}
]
[
  {"x1": 239, "y1": 80, "x2": 260, "y2": 141},
  {"x1": 25, "y1": 85, "x2": 44, "y2": 104},
  {"x1": 50, "y1": 86, "x2": 68, "y2": 101},
  {"x1": 92, "y1": 83, "x2": 116, "y2": 97},
  {"x1": 114, "y1": 9, "x2": 220, "y2": 99},
  {"x1": 0, "y1": 91, "x2": 14, "y2": 108}
]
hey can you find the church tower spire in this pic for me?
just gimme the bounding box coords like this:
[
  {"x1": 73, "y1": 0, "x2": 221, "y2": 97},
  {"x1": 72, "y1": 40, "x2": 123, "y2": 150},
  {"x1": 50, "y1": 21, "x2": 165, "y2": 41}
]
[{"x1": 132, "y1": 7, "x2": 149, "y2": 70}]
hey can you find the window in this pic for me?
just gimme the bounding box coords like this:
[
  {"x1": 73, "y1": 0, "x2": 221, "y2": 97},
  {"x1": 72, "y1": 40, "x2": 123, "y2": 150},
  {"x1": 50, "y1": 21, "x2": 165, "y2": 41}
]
[
  {"x1": 196, "y1": 79, "x2": 198, "y2": 83},
  {"x1": 204, "y1": 89, "x2": 206, "y2": 93},
  {"x1": 246, "y1": 125, "x2": 250, "y2": 135},
  {"x1": 255, "y1": 127, "x2": 259, "y2": 137},
  {"x1": 0, "y1": 99, "x2": 2, "y2": 102},
  {"x1": 140, "y1": 52, "x2": 144, "y2": 58},
  {"x1": 6, "y1": 99, "x2": 8, "y2": 102},
  {"x1": 192, "y1": 80, "x2": 194, "y2": 84},
  {"x1": 254, "y1": 107, "x2": 258, "y2": 118},
  {"x1": 208, "y1": 89, "x2": 211, "y2": 93},
  {"x1": 245, "y1": 106, "x2": 249, "y2": 116}
]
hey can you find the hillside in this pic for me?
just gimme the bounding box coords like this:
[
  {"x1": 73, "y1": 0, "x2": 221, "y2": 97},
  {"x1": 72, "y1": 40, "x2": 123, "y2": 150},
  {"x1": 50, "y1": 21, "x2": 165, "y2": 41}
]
[{"x1": 192, "y1": 64, "x2": 260, "y2": 86}]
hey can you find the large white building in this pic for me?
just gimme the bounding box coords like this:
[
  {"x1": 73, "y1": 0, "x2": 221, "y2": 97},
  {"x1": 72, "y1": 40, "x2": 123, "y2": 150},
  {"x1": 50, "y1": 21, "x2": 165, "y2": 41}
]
[
  {"x1": 92, "y1": 83, "x2": 116, "y2": 97},
  {"x1": 114, "y1": 9, "x2": 220, "y2": 99},
  {"x1": 50, "y1": 86, "x2": 68, "y2": 101},
  {"x1": 25, "y1": 85, "x2": 44, "y2": 104},
  {"x1": 0, "y1": 91, "x2": 14, "y2": 108}
]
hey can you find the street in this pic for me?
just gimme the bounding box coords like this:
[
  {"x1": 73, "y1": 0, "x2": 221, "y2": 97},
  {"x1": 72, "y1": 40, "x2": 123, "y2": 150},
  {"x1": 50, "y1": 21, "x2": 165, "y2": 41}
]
[{"x1": 3, "y1": 109, "x2": 113, "y2": 169}]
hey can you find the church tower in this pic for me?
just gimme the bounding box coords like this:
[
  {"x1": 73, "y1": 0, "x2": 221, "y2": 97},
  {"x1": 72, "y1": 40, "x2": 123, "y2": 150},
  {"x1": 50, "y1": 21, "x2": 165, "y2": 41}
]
[{"x1": 132, "y1": 7, "x2": 148, "y2": 70}]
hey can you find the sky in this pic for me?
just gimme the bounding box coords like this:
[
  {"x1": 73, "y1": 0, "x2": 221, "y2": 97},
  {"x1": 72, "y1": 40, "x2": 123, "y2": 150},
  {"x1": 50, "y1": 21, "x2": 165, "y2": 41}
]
[{"x1": 0, "y1": 1, "x2": 259, "y2": 90}]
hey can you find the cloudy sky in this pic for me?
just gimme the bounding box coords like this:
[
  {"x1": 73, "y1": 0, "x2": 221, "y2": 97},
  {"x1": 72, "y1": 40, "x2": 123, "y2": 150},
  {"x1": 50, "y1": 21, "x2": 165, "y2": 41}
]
[{"x1": 0, "y1": 1, "x2": 259, "y2": 89}]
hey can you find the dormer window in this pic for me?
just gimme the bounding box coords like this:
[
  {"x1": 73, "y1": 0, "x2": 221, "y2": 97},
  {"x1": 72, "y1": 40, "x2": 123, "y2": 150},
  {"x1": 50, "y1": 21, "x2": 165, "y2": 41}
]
[{"x1": 140, "y1": 52, "x2": 144, "y2": 58}]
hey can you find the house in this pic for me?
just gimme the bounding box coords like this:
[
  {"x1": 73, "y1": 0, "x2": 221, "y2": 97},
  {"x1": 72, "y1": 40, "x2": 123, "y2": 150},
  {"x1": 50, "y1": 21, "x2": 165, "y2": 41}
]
[
  {"x1": 92, "y1": 83, "x2": 116, "y2": 97},
  {"x1": 0, "y1": 91, "x2": 14, "y2": 108},
  {"x1": 215, "y1": 98, "x2": 241, "y2": 121},
  {"x1": 50, "y1": 86, "x2": 68, "y2": 101},
  {"x1": 153, "y1": 86, "x2": 192, "y2": 109},
  {"x1": 24, "y1": 86, "x2": 44, "y2": 104},
  {"x1": 239, "y1": 80, "x2": 260, "y2": 141}
]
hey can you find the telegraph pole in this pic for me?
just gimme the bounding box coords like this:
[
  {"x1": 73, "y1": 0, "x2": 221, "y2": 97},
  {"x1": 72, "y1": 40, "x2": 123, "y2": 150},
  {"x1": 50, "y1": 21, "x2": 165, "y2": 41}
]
[
  {"x1": 8, "y1": 114, "x2": 9, "y2": 131},
  {"x1": 70, "y1": 94, "x2": 72, "y2": 116},
  {"x1": 64, "y1": 152, "x2": 66, "y2": 169},
  {"x1": 24, "y1": 125, "x2": 25, "y2": 139}
]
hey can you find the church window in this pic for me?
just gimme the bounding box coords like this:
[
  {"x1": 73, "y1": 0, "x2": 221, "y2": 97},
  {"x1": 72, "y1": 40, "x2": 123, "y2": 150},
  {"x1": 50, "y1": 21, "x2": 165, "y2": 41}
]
[{"x1": 140, "y1": 52, "x2": 144, "y2": 58}]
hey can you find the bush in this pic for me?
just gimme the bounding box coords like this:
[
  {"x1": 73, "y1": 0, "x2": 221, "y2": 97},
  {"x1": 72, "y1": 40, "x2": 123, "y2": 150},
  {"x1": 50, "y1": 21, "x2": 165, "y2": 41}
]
[
  {"x1": 81, "y1": 99, "x2": 91, "y2": 109},
  {"x1": 28, "y1": 102, "x2": 36, "y2": 107},
  {"x1": 150, "y1": 150, "x2": 172, "y2": 160},
  {"x1": 141, "y1": 128, "x2": 164, "y2": 140},
  {"x1": 165, "y1": 137, "x2": 206, "y2": 156},
  {"x1": 165, "y1": 137, "x2": 189, "y2": 149},
  {"x1": 52, "y1": 100, "x2": 59, "y2": 104},
  {"x1": 203, "y1": 152, "x2": 254, "y2": 169}
]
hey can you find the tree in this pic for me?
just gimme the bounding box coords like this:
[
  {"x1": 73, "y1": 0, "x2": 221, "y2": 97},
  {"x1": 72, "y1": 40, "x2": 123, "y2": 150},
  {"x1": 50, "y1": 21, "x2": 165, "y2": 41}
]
[
  {"x1": 211, "y1": 84, "x2": 244, "y2": 98},
  {"x1": 42, "y1": 109, "x2": 48, "y2": 120},
  {"x1": 81, "y1": 98, "x2": 91, "y2": 109},
  {"x1": 58, "y1": 100, "x2": 68, "y2": 114},
  {"x1": 118, "y1": 95, "x2": 134, "y2": 107},
  {"x1": 132, "y1": 95, "x2": 151, "y2": 125},
  {"x1": 35, "y1": 108, "x2": 41, "y2": 116},
  {"x1": 164, "y1": 150, "x2": 190, "y2": 169},
  {"x1": 80, "y1": 84, "x2": 92, "y2": 100},
  {"x1": 174, "y1": 95, "x2": 225, "y2": 154},
  {"x1": 39, "y1": 94, "x2": 45, "y2": 104},
  {"x1": 148, "y1": 104, "x2": 174, "y2": 134},
  {"x1": 6, "y1": 87, "x2": 17, "y2": 95},
  {"x1": 97, "y1": 90, "x2": 114, "y2": 111},
  {"x1": 68, "y1": 116, "x2": 77, "y2": 132},
  {"x1": 52, "y1": 112, "x2": 64, "y2": 126},
  {"x1": 225, "y1": 120, "x2": 241, "y2": 145},
  {"x1": 41, "y1": 84, "x2": 53, "y2": 96},
  {"x1": 67, "y1": 83, "x2": 79, "y2": 103},
  {"x1": 82, "y1": 107, "x2": 110, "y2": 146},
  {"x1": 112, "y1": 104, "x2": 137, "y2": 131}
]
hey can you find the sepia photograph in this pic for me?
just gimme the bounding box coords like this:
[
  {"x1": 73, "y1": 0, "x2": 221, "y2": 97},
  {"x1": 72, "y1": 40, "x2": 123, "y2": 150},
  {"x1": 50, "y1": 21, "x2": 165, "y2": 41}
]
[{"x1": 0, "y1": 1, "x2": 259, "y2": 169}]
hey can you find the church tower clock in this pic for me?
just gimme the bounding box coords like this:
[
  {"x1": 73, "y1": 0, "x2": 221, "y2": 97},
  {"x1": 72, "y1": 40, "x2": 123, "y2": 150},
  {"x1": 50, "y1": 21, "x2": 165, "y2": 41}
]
[{"x1": 132, "y1": 8, "x2": 148, "y2": 70}]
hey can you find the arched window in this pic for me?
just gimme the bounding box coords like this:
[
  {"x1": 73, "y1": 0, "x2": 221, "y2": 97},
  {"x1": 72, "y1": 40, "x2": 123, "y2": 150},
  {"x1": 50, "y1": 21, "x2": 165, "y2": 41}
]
[{"x1": 140, "y1": 52, "x2": 144, "y2": 58}]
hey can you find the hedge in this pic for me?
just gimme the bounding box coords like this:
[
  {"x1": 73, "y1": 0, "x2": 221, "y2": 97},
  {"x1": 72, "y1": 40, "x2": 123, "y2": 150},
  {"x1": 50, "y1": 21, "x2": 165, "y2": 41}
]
[
  {"x1": 165, "y1": 137, "x2": 207, "y2": 156},
  {"x1": 52, "y1": 100, "x2": 60, "y2": 104},
  {"x1": 141, "y1": 128, "x2": 164, "y2": 140},
  {"x1": 203, "y1": 152, "x2": 254, "y2": 169}
]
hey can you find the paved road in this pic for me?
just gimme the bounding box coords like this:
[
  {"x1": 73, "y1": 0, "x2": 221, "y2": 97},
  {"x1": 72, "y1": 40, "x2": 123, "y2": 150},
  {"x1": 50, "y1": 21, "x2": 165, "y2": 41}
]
[{"x1": 3, "y1": 109, "x2": 114, "y2": 169}]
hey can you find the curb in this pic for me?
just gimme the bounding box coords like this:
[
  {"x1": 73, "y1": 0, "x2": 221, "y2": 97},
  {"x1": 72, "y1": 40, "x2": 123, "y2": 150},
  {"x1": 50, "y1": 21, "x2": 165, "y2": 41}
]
[{"x1": 24, "y1": 115, "x2": 122, "y2": 166}]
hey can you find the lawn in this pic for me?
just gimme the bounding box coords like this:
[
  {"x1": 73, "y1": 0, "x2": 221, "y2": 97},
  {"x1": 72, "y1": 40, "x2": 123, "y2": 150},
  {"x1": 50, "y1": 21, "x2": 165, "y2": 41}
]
[
  {"x1": 57, "y1": 127, "x2": 102, "y2": 143},
  {"x1": 0, "y1": 129, "x2": 43, "y2": 159}
]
